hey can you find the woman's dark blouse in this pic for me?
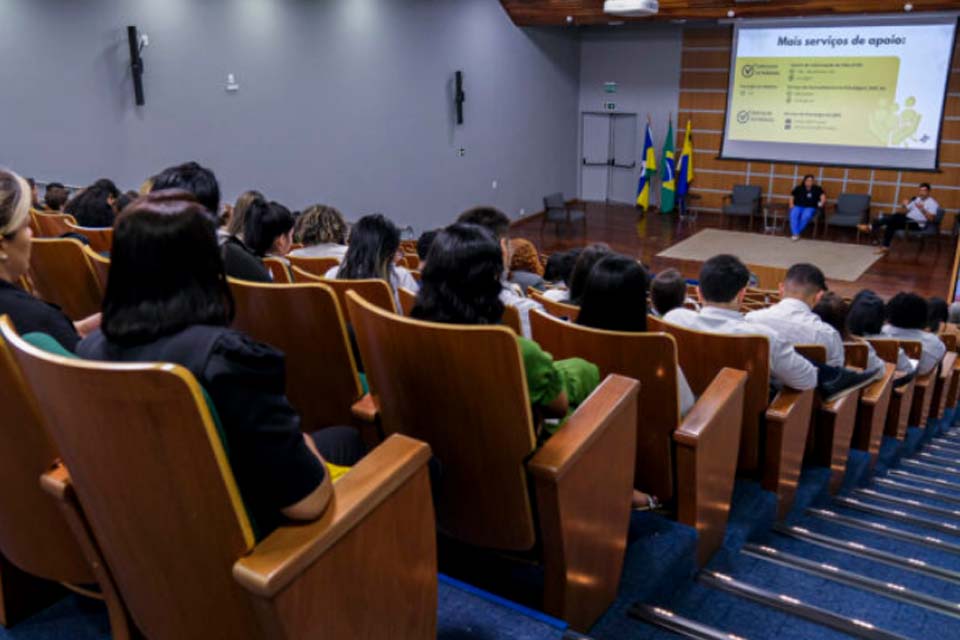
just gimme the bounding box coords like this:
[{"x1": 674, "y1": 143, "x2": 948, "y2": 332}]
[
  {"x1": 77, "y1": 325, "x2": 325, "y2": 534},
  {"x1": 0, "y1": 279, "x2": 80, "y2": 351},
  {"x1": 791, "y1": 185, "x2": 824, "y2": 209},
  {"x1": 222, "y1": 237, "x2": 271, "y2": 283}
]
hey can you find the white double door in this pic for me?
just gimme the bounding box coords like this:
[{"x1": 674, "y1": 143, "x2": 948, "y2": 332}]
[{"x1": 580, "y1": 112, "x2": 638, "y2": 204}]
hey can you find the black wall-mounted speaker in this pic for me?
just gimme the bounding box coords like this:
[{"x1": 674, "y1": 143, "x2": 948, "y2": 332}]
[
  {"x1": 127, "y1": 25, "x2": 145, "y2": 106},
  {"x1": 455, "y1": 70, "x2": 465, "y2": 125}
]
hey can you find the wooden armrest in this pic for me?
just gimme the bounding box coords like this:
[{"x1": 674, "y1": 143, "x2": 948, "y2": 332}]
[
  {"x1": 40, "y1": 462, "x2": 73, "y2": 501},
  {"x1": 675, "y1": 368, "x2": 747, "y2": 446},
  {"x1": 233, "y1": 434, "x2": 432, "y2": 598},
  {"x1": 528, "y1": 374, "x2": 639, "y2": 480},
  {"x1": 766, "y1": 387, "x2": 811, "y2": 421},
  {"x1": 763, "y1": 387, "x2": 815, "y2": 519},
  {"x1": 862, "y1": 364, "x2": 896, "y2": 406},
  {"x1": 350, "y1": 393, "x2": 379, "y2": 423},
  {"x1": 939, "y1": 352, "x2": 956, "y2": 382}
]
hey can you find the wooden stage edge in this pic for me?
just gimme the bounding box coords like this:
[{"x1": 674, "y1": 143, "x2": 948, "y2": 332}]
[{"x1": 510, "y1": 201, "x2": 957, "y2": 301}]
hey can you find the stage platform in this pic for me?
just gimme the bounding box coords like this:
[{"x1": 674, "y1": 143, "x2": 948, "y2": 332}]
[{"x1": 512, "y1": 202, "x2": 956, "y2": 299}]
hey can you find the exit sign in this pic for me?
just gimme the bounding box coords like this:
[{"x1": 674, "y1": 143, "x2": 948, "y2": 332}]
[{"x1": 604, "y1": 102, "x2": 616, "y2": 111}]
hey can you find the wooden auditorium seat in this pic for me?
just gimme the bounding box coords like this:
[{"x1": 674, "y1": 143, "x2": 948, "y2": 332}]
[
  {"x1": 930, "y1": 332, "x2": 958, "y2": 421},
  {"x1": 1, "y1": 317, "x2": 438, "y2": 640},
  {"x1": 527, "y1": 288, "x2": 580, "y2": 321},
  {"x1": 844, "y1": 342, "x2": 896, "y2": 468},
  {"x1": 794, "y1": 344, "x2": 863, "y2": 493},
  {"x1": 261, "y1": 257, "x2": 292, "y2": 283},
  {"x1": 28, "y1": 238, "x2": 102, "y2": 320},
  {"x1": 345, "y1": 292, "x2": 638, "y2": 631},
  {"x1": 228, "y1": 279, "x2": 363, "y2": 431},
  {"x1": 290, "y1": 267, "x2": 397, "y2": 314},
  {"x1": 939, "y1": 332, "x2": 960, "y2": 410},
  {"x1": 744, "y1": 264, "x2": 786, "y2": 292},
  {"x1": 397, "y1": 287, "x2": 416, "y2": 316},
  {"x1": 0, "y1": 322, "x2": 133, "y2": 637},
  {"x1": 83, "y1": 246, "x2": 110, "y2": 292},
  {"x1": 903, "y1": 341, "x2": 942, "y2": 428},
  {"x1": 529, "y1": 309, "x2": 746, "y2": 565},
  {"x1": 649, "y1": 316, "x2": 815, "y2": 520},
  {"x1": 287, "y1": 255, "x2": 341, "y2": 278},
  {"x1": 867, "y1": 339, "x2": 917, "y2": 440},
  {"x1": 63, "y1": 222, "x2": 112, "y2": 255},
  {"x1": 32, "y1": 211, "x2": 76, "y2": 237}
]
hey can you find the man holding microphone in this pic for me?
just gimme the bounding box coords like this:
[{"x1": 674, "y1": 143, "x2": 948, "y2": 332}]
[{"x1": 861, "y1": 182, "x2": 939, "y2": 254}]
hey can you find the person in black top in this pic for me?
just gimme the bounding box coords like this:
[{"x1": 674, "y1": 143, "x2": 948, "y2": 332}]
[
  {"x1": 76, "y1": 189, "x2": 362, "y2": 535},
  {"x1": 788, "y1": 174, "x2": 826, "y2": 241},
  {"x1": 0, "y1": 170, "x2": 100, "y2": 351},
  {"x1": 220, "y1": 194, "x2": 286, "y2": 283}
]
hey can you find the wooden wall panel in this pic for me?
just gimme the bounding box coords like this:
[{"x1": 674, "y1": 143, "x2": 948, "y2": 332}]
[{"x1": 677, "y1": 25, "x2": 959, "y2": 224}]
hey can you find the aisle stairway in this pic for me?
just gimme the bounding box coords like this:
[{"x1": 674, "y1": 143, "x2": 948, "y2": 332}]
[{"x1": 594, "y1": 409, "x2": 960, "y2": 639}]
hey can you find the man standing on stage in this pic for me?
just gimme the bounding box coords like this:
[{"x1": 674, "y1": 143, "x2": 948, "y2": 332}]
[{"x1": 861, "y1": 182, "x2": 939, "y2": 254}]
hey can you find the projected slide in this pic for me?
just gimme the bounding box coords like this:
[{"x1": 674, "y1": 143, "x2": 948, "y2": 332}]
[{"x1": 721, "y1": 18, "x2": 957, "y2": 170}]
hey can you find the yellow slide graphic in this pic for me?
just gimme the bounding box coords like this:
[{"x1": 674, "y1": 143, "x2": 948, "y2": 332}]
[{"x1": 727, "y1": 56, "x2": 920, "y2": 148}]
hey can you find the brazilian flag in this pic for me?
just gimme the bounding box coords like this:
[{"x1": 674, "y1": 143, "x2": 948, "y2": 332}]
[{"x1": 660, "y1": 120, "x2": 676, "y2": 214}]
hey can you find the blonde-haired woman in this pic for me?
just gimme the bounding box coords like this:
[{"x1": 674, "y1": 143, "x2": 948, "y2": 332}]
[
  {"x1": 289, "y1": 204, "x2": 349, "y2": 260},
  {"x1": 0, "y1": 169, "x2": 100, "y2": 350}
]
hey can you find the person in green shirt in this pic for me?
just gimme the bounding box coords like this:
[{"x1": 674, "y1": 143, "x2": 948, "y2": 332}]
[{"x1": 411, "y1": 222, "x2": 599, "y2": 435}]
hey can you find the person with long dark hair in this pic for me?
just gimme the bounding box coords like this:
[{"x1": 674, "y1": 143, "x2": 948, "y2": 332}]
[
  {"x1": 412, "y1": 223, "x2": 598, "y2": 435},
  {"x1": 77, "y1": 190, "x2": 362, "y2": 536},
  {"x1": 788, "y1": 174, "x2": 826, "y2": 241},
  {"x1": 221, "y1": 194, "x2": 294, "y2": 282},
  {"x1": 883, "y1": 292, "x2": 946, "y2": 376}
]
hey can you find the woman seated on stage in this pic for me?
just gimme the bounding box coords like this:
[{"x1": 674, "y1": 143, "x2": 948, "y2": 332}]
[
  {"x1": 78, "y1": 190, "x2": 363, "y2": 536},
  {"x1": 412, "y1": 223, "x2": 598, "y2": 438},
  {"x1": 789, "y1": 174, "x2": 826, "y2": 241}
]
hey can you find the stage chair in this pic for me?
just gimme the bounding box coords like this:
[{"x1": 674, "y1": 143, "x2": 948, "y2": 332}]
[
  {"x1": 287, "y1": 255, "x2": 341, "y2": 278},
  {"x1": 228, "y1": 280, "x2": 363, "y2": 431},
  {"x1": 721, "y1": 185, "x2": 761, "y2": 231},
  {"x1": 867, "y1": 339, "x2": 917, "y2": 440},
  {"x1": 530, "y1": 310, "x2": 745, "y2": 565},
  {"x1": 346, "y1": 293, "x2": 638, "y2": 632},
  {"x1": 260, "y1": 257, "x2": 292, "y2": 283},
  {"x1": 649, "y1": 316, "x2": 815, "y2": 520},
  {"x1": 844, "y1": 342, "x2": 896, "y2": 468},
  {"x1": 1, "y1": 317, "x2": 438, "y2": 640},
  {"x1": 28, "y1": 238, "x2": 102, "y2": 320},
  {"x1": 63, "y1": 222, "x2": 112, "y2": 255},
  {"x1": 527, "y1": 287, "x2": 580, "y2": 321},
  {"x1": 824, "y1": 193, "x2": 870, "y2": 241},
  {"x1": 894, "y1": 206, "x2": 946, "y2": 260},
  {"x1": 32, "y1": 211, "x2": 77, "y2": 237},
  {"x1": 290, "y1": 266, "x2": 397, "y2": 314},
  {"x1": 541, "y1": 193, "x2": 586, "y2": 240},
  {"x1": 0, "y1": 323, "x2": 134, "y2": 637},
  {"x1": 794, "y1": 344, "x2": 863, "y2": 493}
]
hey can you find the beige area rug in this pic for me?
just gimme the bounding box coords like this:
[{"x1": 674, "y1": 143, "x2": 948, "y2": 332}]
[{"x1": 656, "y1": 229, "x2": 880, "y2": 282}]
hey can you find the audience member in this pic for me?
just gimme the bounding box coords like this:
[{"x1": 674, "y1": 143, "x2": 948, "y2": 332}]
[
  {"x1": 746, "y1": 263, "x2": 844, "y2": 367},
  {"x1": 248, "y1": 201, "x2": 295, "y2": 259},
  {"x1": 883, "y1": 292, "x2": 946, "y2": 376},
  {"x1": 650, "y1": 268, "x2": 695, "y2": 319},
  {"x1": 949, "y1": 302, "x2": 960, "y2": 326},
  {"x1": 663, "y1": 255, "x2": 874, "y2": 401},
  {"x1": 222, "y1": 190, "x2": 264, "y2": 244},
  {"x1": 42, "y1": 182, "x2": 69, "y2": 212},
  {"x1": 412, "y1": 223, "x2": 598, "y2": 437},
  {"x1": 77, "y1": 190, "x2": 363, "y2": 535},
  {"x1": 811, "y1": 292, "x2": 849, "y2": 341},
  {"x1": 508, "y1": 237, "x2": 545, "y2": 292},
  {"x1": 0, "y1": 170, "x2": 100, "y2": 351},
  {"x1": 457, "y1": 206, "x2": 541, "y2": 337},
  {"x1": 25, "y1": 178, "x2": 42, "y2": 209},
  {"x1": 416, "y1": 229, "x2": 438, "y2": 267},
  {"x1": 568, "y1": 244, "x2": 612, "y2": 305},
  {"x1": 65, "y1": 184, "x2": 116, "y2": 228},
  {"x1": 114, "y1": 190, "x2": 139, "y2": 215},
  {"x1": 847, "y1": 290, "x2": 913, "y2": 381},
  {"x1": 151, "y1": 162, "x2": 220, "y2": 215},
  {"x1": 927, "y1": 297, "x2": 949, "y2": 334},
  {"x1": 541, "y1": 249, "x2": 580, "y2": 302},
  {"x1": 290, "y1": 204, "x2": 349, "y2": 260},
  {"x1": 221, "y1": 194, "x2": 273, "y2": 282}
]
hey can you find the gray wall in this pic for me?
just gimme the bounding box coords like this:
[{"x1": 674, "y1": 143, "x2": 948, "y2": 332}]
[
  {"x1": 578, "y1": 25, "x2": 684, "y2": 205},
  {"x1": 0, "y1": 0, "x2": 581, "y2": 231}
]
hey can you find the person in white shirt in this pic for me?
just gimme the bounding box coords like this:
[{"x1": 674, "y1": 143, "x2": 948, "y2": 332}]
[
  {"x1": 846, "y1": 290, "x2": 915, "y2": 384},
  {"x1": 882, "y1": 292, "x2": 946, "y2": 376},
  {"x1": 663, "y1": 255, "x2": 875, "y2": 401},
  {"x1": 746, "y1": 263, "x2": 844, "y2": 367},
  {"x1": 289, "y1": 204, "x2": 350, "y2": 261},
  {"x1": 863, "y1": 182, "x2": 940, "y2": 252},
  {"x1": 457, "y1": 206, "x2": 543, "y2": 337}
]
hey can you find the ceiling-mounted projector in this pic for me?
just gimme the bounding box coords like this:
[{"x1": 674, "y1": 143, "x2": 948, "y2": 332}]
[{"x1": 604, "y1": 0, "x2": 659, "y2": 17}]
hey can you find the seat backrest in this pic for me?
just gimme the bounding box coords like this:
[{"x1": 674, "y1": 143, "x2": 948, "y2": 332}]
[
  {"x1": 398, "y1": 287, "x2": 417, "y2": 316},
  {"x1": 528, "y1": 288, "x2": 580, "y2": 321},
  {"x1": 843, "y1": 342, "x2": 869, "y2": 369},
  {"x1": 836, "y1": 193, "x2": 871, "y2": 215},
  {"x1": 745, "y1": 264, "x2": 786, "y2": 291},
  {"x1": 33, "y1": 211, "x2": 77, "y2": 237},
  {"x1": 83, "y1": 246, "x2": 110, "y2": 292},
  {"x1": 287, "y1": 255, "x2": 341, "y2": 278},
  {"x1": 732, "y1": 185, "x2": 761, "y2": 204},
  {"x1": 543, "y1": 192, "x2": 565, "y2": 212},
  {"x1": 649, "y1": 315, "x2": 770, "y2": 472},
  {"x1": 64, "y1": 222, "x2": 112, "y2": 255},
  {"x1": 261, "y1": 257, "x2": 292, "y2": 283},
  {"x1": 0, "y1": 317, "x2": 262, "y2": 640},
  {"x1": 345, "y1": 291, "x2": 538, "y2": 551},
  {"x1": 290, "y1": 267, "x2": 397, "y2": 313},
  {"x1": 229, "y1": 280, "x2": 363, "y2": 430},
  {"x1": 0, "y1": 323, "x2": 92, "y2": 585},
  {"x1": 28, "y1": 238, "x2": 103, "y2": 320},
  {"x1": 530, "y1": 309, "x2": 678, "y2": 500}
]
